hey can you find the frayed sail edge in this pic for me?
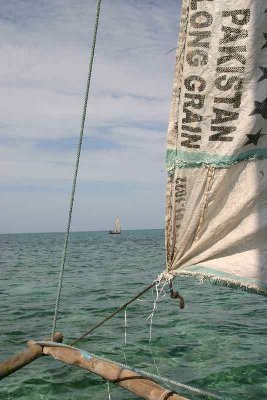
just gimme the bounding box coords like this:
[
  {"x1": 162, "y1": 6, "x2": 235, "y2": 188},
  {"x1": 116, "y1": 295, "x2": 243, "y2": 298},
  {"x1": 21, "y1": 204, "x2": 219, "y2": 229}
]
[{"x1": 172, "y1": 270, "x2": 267, "y2": 296}]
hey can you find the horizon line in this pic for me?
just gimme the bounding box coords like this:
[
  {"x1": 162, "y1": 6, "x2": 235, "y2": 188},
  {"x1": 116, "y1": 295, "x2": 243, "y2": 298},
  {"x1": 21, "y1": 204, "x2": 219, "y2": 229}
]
[{"x1": 0, "y1": 227, "x2": 165, "y2": 235}]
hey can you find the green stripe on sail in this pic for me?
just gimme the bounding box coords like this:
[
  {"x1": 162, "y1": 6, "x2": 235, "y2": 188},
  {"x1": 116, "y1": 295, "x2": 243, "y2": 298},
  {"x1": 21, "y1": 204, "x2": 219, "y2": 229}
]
[
  {"x1": 166, "y1": 148, "x2": 267, "y2": 170},
  {"x1": 174, "y1": 265, "x2": 267, "y2": 296}
]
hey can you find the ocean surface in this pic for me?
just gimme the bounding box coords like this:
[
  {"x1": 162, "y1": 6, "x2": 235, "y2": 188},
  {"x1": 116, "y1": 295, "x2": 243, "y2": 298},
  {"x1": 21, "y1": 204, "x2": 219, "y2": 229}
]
[{"x1": 1, "y1": 229, "x2": 267, "y2": 400}]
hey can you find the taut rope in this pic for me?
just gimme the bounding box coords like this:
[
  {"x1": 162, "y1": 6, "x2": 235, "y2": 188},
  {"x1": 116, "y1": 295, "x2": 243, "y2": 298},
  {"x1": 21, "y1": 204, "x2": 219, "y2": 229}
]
[
  {"x1": 70, "y1": 281, "x2": 156, "y2": 346},
  {"x1": 70, "y1": 275, "x2": 184, "y2": 346},
  {"x1": 51, "y1": 0, "x2": 102, "y2": 340}
]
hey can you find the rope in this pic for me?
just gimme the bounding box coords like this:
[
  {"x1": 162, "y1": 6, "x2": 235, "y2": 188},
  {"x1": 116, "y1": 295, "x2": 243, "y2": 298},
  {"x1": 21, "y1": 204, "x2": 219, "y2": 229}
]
[
  {"x1": 36, "y1": 341, "x2": 225, "y2": 400},
  {"x1": 107, "y1": 380, "x2": 112, "y2": 400},
  {"x1": 111, "y1": 375, "x2": 155, "y2": 384},
  {"x1": 147, "y1": 279, "x2": 167, "y2": 342},
  {"x1": 51, "y1": 0, "x2": 102, "y2": 340},
  {"x1": 70, "y1": 281, "x2": 156, "y2": 346},
  {"x1": 70, "y1": 273, "x2": 183, "y2": 346},
  {"x1": 163, "y1": 391, "x2": 178, "y2": 400},
  {"x1": 123, "y1": 308, "x2": 128, "y2": 364}
]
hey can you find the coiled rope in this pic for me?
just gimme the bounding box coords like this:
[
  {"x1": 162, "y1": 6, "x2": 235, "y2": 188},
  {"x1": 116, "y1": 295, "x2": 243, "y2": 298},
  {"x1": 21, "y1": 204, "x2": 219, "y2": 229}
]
[{"x1": 51, "y1": 0, "x2": 102, "y2": 340}]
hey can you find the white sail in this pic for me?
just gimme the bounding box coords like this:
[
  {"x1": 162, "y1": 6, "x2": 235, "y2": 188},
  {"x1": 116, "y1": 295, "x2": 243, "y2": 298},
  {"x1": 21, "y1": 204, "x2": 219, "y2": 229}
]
[
  {"x1": 165, "y1": 0, "x2": 267, "y2": 294},
  {"x1": 115, "y1": 217, "x2": 121, "y2": 233}
]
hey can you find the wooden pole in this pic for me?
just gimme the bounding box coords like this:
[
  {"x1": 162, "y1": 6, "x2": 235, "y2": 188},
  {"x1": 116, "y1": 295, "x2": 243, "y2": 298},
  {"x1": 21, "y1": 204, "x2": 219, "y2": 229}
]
[
  {"x1": 42, "y1": 344, "x2": 189, "y2": 400},
  {"x1": 0, "y1": 332, "x2": 63, "y2": 380}
]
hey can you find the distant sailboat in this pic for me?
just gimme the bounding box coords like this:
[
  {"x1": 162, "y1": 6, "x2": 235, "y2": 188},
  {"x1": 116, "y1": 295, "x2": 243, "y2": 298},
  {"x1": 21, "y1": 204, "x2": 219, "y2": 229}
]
[{"x1": 109, "y1": 217, "x2": 121, "y2": 235}]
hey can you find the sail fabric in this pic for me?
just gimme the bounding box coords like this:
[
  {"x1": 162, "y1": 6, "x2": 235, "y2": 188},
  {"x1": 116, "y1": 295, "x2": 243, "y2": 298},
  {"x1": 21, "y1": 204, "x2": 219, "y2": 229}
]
[
  {"x1": 115, "y1": 218, "x2": 121, "y2": 233},
  {"x1": 165, "y1": 0, "x2": 267, "y2": 294}
]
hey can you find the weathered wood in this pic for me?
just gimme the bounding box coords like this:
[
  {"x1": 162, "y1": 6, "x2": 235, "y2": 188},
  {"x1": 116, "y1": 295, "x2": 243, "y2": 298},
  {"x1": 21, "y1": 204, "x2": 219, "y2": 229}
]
[
  {"x1": 43, "y1": 345, "x2": 188, "y2": 400},
  {"x1": 0, "y1": 332, "x2": 63, "y2": 380}
]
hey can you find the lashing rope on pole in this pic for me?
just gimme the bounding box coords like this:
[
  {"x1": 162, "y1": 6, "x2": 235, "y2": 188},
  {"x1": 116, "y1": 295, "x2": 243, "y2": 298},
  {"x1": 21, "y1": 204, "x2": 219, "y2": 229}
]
[{"x1": 51, "y1": 0, "x2": 102, "y2": 341}]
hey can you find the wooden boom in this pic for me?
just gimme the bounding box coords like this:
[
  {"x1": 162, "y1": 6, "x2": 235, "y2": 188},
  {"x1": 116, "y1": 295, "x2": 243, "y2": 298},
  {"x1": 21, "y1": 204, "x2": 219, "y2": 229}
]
[
  {"x1": 0, "y1": 336, "x2": 189, "y2": 399},
  {"x1": 0, "y1": 332, "x2": 63, "y2": 380},
  {"x1": 42, "y1": 343, "x2": 189, "y2": 400}
]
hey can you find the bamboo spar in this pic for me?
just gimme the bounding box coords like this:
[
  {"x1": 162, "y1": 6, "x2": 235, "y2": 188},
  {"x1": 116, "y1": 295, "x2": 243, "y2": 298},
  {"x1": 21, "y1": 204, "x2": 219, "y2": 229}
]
[
  {"x1": 42, "y1": 344, "x2": 189, "y2": 400},
  {"x1": 0, "y1": 332, "x2": 63, "y2": 380}
]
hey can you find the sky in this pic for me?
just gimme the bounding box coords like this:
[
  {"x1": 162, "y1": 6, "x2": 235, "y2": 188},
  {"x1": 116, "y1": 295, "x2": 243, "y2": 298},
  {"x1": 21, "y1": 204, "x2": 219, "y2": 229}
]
[{"x1": 0, "y1": 0, "x2": 181, "y2": 234}]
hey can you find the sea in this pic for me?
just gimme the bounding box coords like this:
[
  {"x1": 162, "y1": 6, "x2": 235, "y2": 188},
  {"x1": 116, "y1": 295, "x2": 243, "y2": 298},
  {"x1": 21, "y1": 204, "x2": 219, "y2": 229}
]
[{"x1": 1, "y1": 229, "x2": 267, "y2": 400}]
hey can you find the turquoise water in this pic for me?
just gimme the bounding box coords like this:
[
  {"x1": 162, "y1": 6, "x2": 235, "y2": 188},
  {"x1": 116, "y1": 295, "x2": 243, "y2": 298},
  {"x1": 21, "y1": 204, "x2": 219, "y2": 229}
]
[{"x1": 1, "y1": 229, "x2": 267, "y2": 400}]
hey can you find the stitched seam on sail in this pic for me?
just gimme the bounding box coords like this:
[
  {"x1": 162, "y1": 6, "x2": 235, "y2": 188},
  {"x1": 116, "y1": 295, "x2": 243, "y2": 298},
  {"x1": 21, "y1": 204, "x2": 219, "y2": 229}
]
[
  {"x1": 193, "y1": 166, "x2": 215, "y2": 243},
  {"x1": 166, "y1": 148, "x2": 267, "y2": 170}
]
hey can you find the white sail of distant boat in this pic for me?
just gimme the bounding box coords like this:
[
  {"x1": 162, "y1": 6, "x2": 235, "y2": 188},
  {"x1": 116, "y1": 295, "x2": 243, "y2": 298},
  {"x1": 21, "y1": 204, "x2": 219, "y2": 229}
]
[
  {"x1": 115, "y1": 217, "x2": 121, "y2": 233},
  {"x1": 109, "y1": 217, "x2": 121, "y2": 234}
]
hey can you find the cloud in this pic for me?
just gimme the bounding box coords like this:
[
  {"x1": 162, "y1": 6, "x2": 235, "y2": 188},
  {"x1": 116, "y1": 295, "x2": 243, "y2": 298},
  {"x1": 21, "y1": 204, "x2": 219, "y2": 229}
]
[{"x1": 0, "y1": 0, "x2": 181, "y2": 233}]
